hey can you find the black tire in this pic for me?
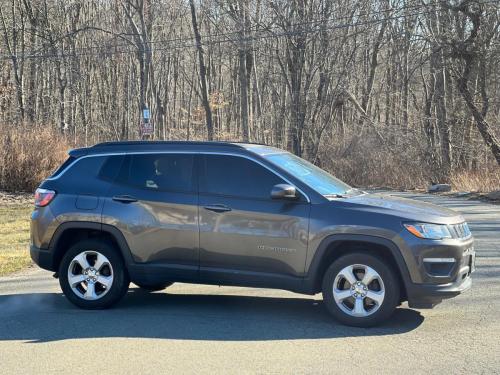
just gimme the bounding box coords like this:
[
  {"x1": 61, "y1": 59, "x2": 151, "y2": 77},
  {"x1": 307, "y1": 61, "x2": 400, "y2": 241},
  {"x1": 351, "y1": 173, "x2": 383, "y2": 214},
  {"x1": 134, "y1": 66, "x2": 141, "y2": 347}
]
[
  {"x1": 322, "y1": 251, "x2": 400, "y2": 327},
  {"x1": 134, "y1": 282, "x2": 173, "y2": 292},
  {"x1": 59, "y1": 239, "x2": 130, "y2": 309}
]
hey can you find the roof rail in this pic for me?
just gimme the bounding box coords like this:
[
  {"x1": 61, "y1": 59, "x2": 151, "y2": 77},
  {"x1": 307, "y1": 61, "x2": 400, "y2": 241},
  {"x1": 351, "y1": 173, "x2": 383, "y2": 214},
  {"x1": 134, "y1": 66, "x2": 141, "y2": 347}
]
[{"x1": 92, "y1": 140, "x2": 243, "y2": 148}]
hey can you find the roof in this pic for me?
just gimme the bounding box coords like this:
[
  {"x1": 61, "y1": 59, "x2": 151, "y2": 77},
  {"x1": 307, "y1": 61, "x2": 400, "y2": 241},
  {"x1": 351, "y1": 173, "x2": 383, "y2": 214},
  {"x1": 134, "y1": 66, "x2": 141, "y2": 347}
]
[{"x1": 69, "y1": 140, "x2": 284, "y2": 157}]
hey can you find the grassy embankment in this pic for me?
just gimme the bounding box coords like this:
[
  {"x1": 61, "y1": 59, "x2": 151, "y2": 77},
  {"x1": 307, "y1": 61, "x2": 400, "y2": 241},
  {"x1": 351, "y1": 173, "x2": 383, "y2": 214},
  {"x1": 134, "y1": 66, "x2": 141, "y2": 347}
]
[{"x1": 0, "y1": 200, "x2": 32, "y2": 276}]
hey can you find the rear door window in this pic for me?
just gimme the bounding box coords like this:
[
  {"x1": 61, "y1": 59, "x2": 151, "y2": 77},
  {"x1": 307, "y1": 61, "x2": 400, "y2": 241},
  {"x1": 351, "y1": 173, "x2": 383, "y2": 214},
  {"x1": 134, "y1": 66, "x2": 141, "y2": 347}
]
[
  {"x1": 98, "y1": 155, "x2": 124, "y2": 182},
  {"x1": 117, "y1": 154, "x2": 195, "y2": 193}
]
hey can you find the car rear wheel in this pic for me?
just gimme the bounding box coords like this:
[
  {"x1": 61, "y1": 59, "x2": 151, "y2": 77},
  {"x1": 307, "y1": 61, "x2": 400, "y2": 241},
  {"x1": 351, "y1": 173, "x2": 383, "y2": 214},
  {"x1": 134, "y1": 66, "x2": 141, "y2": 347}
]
[
  {"x1": 134, "y1": 282, "x2": 173, "y2": 292},
  {"x1": 322, "y1": 252, "x2": 400, "y2": 327},
  {"x1": 59, "y1": 239, "x2": 130, "y2": 309}
]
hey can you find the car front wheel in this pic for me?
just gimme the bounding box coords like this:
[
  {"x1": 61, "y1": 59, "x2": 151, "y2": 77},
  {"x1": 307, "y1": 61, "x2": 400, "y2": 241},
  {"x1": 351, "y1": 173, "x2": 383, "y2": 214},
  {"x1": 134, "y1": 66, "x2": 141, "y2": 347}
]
[
  {"x1": 322, "y1": 252, "x2": 400, "y2": 327},
  {"x1": 59, "y1": 239, "x2": 130, "y2": 309}
]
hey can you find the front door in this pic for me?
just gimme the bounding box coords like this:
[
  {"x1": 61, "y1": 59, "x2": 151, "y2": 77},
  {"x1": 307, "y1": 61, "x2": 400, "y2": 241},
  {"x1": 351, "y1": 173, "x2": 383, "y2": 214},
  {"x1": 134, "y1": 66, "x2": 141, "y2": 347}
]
[
  {"x1": 198, "y1": 154, "x2": 310, "y2": 281},
  {"x1": 102, "y1": 153, "x2": 199, "y2": 278}
]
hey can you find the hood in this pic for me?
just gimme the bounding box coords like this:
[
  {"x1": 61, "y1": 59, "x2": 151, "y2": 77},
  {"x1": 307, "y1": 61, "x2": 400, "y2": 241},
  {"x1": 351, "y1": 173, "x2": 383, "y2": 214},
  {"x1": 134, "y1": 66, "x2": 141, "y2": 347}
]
[{"x1": 330, "y1": 193, "x2": 464, "y2": 225}]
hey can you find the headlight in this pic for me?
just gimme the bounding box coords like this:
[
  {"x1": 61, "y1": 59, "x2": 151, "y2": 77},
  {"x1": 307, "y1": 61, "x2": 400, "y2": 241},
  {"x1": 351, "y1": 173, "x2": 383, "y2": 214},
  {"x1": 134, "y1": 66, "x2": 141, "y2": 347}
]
[{"x1": 404, "y1": 223, "x2": 452, "y2": 240}]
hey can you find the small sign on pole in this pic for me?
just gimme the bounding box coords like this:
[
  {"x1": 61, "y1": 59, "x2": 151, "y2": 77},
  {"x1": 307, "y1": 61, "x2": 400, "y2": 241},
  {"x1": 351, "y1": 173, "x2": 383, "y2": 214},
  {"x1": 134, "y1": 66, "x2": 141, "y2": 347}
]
[
  {"x1": 140, "y1": 120, "x2": 153, "y2": 137},
  {"x1": 140, "y1": 107, "x2": 153, "y2": 138}
]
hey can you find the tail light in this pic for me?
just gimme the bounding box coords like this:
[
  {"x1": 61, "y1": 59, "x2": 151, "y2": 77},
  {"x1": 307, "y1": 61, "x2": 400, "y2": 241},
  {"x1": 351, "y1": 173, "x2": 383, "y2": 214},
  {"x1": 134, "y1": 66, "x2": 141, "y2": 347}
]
[{"x1": 34, "y1": 188, "x2": 56, "y2": 207}]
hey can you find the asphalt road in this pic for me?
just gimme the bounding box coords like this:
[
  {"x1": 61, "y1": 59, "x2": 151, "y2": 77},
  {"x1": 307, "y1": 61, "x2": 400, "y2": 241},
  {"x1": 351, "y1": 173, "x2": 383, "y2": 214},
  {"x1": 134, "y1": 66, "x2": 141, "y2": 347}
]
[{"x1": 0, "y1": 192, "x2": 499, "y2": 374}]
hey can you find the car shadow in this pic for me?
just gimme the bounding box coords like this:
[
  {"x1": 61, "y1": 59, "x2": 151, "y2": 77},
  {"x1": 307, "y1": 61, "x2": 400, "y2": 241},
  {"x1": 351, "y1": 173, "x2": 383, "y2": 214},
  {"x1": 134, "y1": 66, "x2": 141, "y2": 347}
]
[{"x1": 0, "y1": 289, "x2": 424, "y2": 343}]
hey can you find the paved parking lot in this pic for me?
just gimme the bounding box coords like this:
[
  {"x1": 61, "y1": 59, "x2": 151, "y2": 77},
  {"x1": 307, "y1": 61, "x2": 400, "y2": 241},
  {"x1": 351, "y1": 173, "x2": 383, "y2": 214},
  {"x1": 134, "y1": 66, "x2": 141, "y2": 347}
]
[{"x1": 0, "y1": 192, "x2": 499, "y2": 374}]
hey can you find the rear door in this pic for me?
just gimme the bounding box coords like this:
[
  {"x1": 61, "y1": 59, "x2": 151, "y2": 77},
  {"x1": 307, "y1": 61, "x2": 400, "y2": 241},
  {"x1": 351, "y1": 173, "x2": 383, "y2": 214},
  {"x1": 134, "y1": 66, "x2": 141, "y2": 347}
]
[
  {"x1": 102, "y1": 152, "x2": 199, "y2": 278},
  {"x1": 198, "y1": 154, "x2": 310, "y2": 280}
]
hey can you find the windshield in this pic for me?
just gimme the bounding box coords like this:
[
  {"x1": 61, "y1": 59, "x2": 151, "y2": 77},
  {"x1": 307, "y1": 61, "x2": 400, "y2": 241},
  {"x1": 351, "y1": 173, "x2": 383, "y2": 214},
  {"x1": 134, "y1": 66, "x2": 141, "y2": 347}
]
[{"x1": 265, "y1": 152, "x2": 353, "y2": 196}]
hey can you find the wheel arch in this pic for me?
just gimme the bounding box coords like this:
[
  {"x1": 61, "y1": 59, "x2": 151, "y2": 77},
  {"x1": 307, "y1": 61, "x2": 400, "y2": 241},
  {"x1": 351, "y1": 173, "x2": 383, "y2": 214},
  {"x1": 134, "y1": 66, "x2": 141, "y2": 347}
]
[
  {"x1": 304, "y1": 234, "x2": 411, "y2": 299},
  {"x1": 48, "y1": 222, "x2": 134, "y2": 272}
]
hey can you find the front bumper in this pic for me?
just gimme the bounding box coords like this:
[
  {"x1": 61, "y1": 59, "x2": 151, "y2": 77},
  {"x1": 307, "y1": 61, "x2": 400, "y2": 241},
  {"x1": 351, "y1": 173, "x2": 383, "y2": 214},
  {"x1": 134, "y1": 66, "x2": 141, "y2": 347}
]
[
  {"x1": 399, "y1": 231, "x2": 475, "y2": 283},
  {"x1": 407, "y1": 275, "x2": 472, "y2": 308},
  {"x1": 401, "y1": 232, "x2": 475, "y2": 308}
]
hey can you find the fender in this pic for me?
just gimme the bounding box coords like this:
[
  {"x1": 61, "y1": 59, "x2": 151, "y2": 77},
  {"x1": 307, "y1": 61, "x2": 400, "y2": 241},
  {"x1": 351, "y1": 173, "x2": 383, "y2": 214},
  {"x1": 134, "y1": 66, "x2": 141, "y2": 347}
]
[
  {"x1": 302, "y1": 233, "x2": 412, "y2": 294},
  {"x1": 48, "y1": 221, "x2": 135, "y2": 270}
]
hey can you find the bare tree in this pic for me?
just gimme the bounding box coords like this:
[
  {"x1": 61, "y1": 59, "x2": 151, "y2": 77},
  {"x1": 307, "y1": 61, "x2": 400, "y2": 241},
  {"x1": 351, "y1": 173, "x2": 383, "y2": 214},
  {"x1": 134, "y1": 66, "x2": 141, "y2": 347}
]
[
  {"x1": 0, "y1": 0, "x2": 499, "y2": 190},
  {"x1": 189, "y1": 0, "x2": 214, "y2": 140},
  {"x1": 443, "y1": 0, "x2": 500, "y2": 164}
]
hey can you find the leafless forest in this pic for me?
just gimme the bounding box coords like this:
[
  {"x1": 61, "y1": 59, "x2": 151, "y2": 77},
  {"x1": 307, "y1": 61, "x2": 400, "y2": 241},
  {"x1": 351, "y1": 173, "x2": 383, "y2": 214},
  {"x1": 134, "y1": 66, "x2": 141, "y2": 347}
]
[{"x1": 0, "y1": 0, "x2": 499, "y2": 191}]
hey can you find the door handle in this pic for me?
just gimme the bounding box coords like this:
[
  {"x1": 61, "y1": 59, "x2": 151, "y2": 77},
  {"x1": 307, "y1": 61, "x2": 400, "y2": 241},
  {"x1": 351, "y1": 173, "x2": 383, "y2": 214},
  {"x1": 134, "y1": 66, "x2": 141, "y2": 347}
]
[
  {"x1": 112, "y1": 195, "x2": 138, "y2": 203},
  {"x1": 203, "y1": 204, "x2": 232, "y2": 213}
]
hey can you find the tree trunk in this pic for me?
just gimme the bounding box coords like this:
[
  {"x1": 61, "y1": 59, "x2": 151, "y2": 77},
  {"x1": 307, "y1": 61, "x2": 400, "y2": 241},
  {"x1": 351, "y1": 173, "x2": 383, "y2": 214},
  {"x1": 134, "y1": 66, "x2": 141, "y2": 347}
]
[
  {"x1": 189, "y1": 0, "x2": 214, "y2": 140},
  {"x1": 458, "y1": 75, "x2": 500, "y2": 165}
]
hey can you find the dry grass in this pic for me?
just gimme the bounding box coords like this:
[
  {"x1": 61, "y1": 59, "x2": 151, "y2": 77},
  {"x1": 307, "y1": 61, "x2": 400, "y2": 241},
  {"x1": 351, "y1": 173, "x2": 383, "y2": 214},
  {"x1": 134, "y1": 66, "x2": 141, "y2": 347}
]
[
  {"x1": 316, "y1": 134, "x2": 430, "y2": 190},
  {"x1": 315, "y1": 132, "x2": 500, "y2": 193},
  {"x1": 0, "y1": 199, "x2": 32, "y2": 276},
  {"x1": 450, "y1": 166, "x2": 500, "y2": 193},
  {"x1": 0, "y1": 123, "x2": 70, "y2": 192}
]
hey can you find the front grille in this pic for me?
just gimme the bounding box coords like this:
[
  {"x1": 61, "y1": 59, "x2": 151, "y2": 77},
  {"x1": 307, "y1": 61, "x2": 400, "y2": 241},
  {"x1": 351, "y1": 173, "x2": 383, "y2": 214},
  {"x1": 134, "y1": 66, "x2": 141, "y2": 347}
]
[{"x1": 448, "y1": 222, "x2": 472, "y2": 240}]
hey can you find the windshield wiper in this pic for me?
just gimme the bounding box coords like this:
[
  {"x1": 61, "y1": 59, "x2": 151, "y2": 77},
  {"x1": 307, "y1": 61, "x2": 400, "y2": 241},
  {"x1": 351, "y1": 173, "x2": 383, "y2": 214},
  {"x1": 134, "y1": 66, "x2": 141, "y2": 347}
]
[
  {"x1": 347, "y1": 187, "x2": 367, "y2": 196},
  {"x1": 325, "y1": 189, "x2": 363, "y2": 198},
  {"x1": 325, "y1": 194, "x2": 346, "y2": 198}
]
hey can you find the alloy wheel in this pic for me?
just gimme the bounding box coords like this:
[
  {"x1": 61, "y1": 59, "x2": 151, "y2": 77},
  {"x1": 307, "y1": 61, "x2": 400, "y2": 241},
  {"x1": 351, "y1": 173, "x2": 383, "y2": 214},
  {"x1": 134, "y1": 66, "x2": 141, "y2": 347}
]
[
  {"x1": 67, "y1": 250, "x2": 114, "y2": 300},
  {"x1": 332, "y1": 264, "x2": 385, "y2": 317}
]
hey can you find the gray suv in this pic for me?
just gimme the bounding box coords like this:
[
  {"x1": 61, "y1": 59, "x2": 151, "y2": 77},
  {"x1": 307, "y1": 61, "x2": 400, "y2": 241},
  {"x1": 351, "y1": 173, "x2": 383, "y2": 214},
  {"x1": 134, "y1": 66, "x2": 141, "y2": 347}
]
[{"x1": 30, "y1": 141, "x2": 475, "y2": 327}]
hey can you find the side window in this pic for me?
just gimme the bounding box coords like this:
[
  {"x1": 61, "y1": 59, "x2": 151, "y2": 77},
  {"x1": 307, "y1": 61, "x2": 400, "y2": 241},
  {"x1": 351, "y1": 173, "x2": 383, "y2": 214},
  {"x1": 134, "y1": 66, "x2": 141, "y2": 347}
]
[
  {"x1": 201, "y1": 155, "x2": 284, "y2": 199},
  {"x1": 63, "y1": 156, "x2": 107, "y2": 180},
  {"x1": 50, "y1": 156, "x2": 76, "y2": 178},
  {"x1": 98, "y1": 155, "x2": 124, "y2": 182},
  {"x1": 59, "y1": 156, "x2": 112, "y2": 194},
  {"x1": 118, "y1": 154, "x2": 194, "y2": 193}
]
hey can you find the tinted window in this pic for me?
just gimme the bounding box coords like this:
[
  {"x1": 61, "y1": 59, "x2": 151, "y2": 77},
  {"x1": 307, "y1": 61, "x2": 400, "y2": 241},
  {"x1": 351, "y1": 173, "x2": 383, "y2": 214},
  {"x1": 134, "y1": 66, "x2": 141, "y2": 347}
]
[
  {"x1": 50, "y1": 156, "x2": 76, "y2": 178},
  {"x1": 58, "y1": 156, "x2": 110, "y2": 194},
  {"x1": 62, "y1": 155, "x2": 124, "y2": 182},
  {"x1": 201, "y1": 155, "x2": 284, "y2": 199},
  {"x1": 118, "y1": 154, "x2": 194, "y2": 192},
  {"x1": 98, "y1": 155, "x2": 124, "y2": 181},
  {"x1": 64, "y1": 156, "x2": 107, "y2": 180}
]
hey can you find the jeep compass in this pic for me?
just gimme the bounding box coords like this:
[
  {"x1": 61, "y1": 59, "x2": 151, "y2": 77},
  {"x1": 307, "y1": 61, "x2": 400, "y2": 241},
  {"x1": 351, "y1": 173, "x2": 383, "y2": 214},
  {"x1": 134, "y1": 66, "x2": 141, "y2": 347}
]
[{"x1": 30, "y1": 141, "x2": 475, "y2": 327}]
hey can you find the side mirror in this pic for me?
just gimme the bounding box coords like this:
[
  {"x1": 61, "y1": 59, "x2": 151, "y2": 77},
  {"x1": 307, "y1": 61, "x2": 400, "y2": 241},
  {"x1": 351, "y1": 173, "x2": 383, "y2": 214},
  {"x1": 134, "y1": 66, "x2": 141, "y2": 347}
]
[{"x1": 271, "y1": 184, "x2": 298, "y2": 200}]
